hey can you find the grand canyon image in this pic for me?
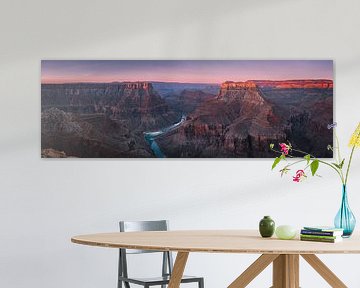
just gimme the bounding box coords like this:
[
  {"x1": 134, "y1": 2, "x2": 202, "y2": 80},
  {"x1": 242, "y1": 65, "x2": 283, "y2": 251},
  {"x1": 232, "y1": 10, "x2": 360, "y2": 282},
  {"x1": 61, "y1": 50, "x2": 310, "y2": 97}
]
[{"x1": 41, "y1": 60, "x2": 333, "y2": 158}]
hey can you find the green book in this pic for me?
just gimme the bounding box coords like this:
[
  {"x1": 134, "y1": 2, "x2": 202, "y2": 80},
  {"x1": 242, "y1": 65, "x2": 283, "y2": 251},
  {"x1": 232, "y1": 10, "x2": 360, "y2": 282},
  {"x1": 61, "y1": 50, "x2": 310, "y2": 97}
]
[
  {"x1": 300, "y1": 236, "x2": 342, "y2": 243},
  {"x1": 300, "y1": 234, "x2": 339, "y2": 240}
]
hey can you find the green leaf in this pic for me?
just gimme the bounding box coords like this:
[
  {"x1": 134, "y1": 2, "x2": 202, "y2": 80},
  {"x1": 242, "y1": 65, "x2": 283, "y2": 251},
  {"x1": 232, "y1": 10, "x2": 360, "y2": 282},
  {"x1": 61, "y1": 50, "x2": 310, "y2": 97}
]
[
  {"x1": 272, "y1": 157, "x2": 281, "y2": 170},
  {"x1": 339, "y1": 159, "x2": 345, "y2": 169},
  {"x1": 280, "y1": 154, "x2": 286, "y2": 160},
  {"x1": 332, "y1": 162, "x2": 340, "y2": 169},
  {"x1": 304, "y1": 154, "x2": 311, "y2": 164},
  {"x1": 269, "y1": 143, "x2": 274, "y2": 149},
  {"x1": 332, "y1": 159, "x2": 345, "y2": 169},
  {"x1": 310, "y1": 160, "x2": 319, "y2": 176}
]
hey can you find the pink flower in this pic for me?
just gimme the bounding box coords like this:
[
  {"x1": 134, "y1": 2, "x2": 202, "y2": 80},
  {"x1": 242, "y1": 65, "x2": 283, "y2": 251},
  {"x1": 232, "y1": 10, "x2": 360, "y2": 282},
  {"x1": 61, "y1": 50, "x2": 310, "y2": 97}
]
[
  {"x1": 293, "y1": 169, "x2": 306, "y2": 182},
  {"x1": 279, "y1": 143, "x2": 289, "y2": 155}
]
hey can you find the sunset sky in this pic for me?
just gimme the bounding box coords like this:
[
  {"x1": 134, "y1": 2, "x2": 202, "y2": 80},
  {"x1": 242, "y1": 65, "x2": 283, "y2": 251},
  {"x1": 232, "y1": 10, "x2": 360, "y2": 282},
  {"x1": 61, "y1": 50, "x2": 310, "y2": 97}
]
[{"x1": 41, "y1": 60, "x2": 333, "y2": 84}]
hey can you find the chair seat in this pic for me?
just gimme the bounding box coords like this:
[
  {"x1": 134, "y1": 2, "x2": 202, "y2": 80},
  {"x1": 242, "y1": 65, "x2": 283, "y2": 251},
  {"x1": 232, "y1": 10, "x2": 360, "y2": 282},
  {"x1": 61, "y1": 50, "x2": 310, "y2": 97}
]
[{"x1": 119, "y1": 275, "x2": 203, "y2": 286}]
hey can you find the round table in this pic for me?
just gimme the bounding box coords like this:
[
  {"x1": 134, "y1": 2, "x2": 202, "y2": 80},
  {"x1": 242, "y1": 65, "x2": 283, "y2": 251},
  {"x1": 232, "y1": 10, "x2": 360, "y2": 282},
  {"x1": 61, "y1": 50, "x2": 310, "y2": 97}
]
[{"x1": 72, "y1": 230, "x2": 360, "y2": 288}]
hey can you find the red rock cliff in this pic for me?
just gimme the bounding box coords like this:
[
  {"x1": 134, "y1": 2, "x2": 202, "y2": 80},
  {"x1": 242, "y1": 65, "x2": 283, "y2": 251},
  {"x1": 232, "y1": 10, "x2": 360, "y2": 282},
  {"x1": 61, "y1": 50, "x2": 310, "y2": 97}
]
[{"x1": 252, "y1": 79, "x2": 333, "y2": 89}]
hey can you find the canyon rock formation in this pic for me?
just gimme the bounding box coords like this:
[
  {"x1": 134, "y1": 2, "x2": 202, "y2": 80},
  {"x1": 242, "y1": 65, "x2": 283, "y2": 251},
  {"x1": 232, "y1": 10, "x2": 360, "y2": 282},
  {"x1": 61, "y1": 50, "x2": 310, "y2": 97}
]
[
  {"x1": 41, "y1": 80, "x2": 333, "y2": 158},
  {"x1": 41, "y1": 82, "x2": 179, "y2": 157},
  {"x1": 42, "y1": 82, "x2": 178, "y2": 130},
  {"x1": 157, "y1": 81, "x2": 287, "y2": 157}
]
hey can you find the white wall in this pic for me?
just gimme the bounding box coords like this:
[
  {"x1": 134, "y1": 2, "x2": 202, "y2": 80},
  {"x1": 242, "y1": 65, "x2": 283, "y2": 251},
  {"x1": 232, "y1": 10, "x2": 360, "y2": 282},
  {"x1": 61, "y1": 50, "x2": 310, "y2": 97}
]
[{"x1": 1, "y1": 0, "x2": 360, "y2": 287}]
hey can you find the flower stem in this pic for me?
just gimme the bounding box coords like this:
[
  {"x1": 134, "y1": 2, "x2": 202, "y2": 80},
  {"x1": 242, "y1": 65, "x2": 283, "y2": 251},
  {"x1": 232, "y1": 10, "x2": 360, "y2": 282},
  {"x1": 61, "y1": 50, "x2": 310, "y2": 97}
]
[
  {"x1": 345, "y1": 145, "x2": 356, "y2": 185},
  {"x1": 335, "y1": 134, "x2": 345, "y2": 181},
  {"x1": 318, "y1": 160, "x2": 344, "y2": 184},
  {"x1": 345, "y1": 130, "x2": 360, "y2": 185},
  {"x1": 336, "y1": 133, "x2": 342, "y2": 164},
  {"x1": 291, "y1": 148, "x2": 344, "y2": 182},
  {"x1": 285, "y1": 159, "x2": 306, "y2": 168},
  {"x1": 291, "y1": 148, "x2": 315, "y2": 156},
  {"x1": 271, "y1": 145, "x2": 344, "y2": 183}
]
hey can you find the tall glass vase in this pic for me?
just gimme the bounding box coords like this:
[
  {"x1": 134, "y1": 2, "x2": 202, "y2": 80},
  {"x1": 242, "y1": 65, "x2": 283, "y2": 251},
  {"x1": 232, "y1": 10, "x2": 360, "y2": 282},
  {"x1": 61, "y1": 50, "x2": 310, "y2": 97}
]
[{"x1": 334, "y1": 185, "x2": 356, "y2": 237}]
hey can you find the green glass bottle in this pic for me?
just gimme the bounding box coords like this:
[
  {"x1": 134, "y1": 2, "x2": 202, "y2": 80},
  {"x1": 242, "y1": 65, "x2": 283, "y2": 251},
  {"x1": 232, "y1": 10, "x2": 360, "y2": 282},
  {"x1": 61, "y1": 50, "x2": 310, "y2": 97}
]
[{"x1": 259, "y1": 216, "x2": 275, "y2": 238}]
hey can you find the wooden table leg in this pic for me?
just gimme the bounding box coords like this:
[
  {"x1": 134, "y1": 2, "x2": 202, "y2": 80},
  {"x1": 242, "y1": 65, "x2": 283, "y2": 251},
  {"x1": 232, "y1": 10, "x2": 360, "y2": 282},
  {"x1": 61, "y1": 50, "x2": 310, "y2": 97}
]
[
  {"x1": 228, "y1": 254, "x2": 279, "y2": 288},
  {"x1": 301, "y1": 254, "x2": 347, "y2": 288},
  {"x1": 272, "y1": 254, "x2": 299, "y2": 288},
  {"x1": 288, "y1": 255, "x2": 299, "y2": 288},
  {"x1": 168, "y1": 252, "x2": 189, "y2": 288}
]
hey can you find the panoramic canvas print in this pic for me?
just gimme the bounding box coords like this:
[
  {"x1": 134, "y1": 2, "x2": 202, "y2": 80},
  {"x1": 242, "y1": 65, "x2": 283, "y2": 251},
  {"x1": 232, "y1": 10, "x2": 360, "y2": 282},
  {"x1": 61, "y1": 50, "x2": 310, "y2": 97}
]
[{"x1": 41, "y1": 60, "x2": 333, "y2": 158}]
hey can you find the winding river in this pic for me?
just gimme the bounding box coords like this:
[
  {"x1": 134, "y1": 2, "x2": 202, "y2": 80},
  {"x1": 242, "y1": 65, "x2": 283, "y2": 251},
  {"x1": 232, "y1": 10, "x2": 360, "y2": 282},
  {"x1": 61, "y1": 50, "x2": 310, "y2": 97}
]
[{"x1": 144, "y1": 115, "x2": 186, "y2": 158}]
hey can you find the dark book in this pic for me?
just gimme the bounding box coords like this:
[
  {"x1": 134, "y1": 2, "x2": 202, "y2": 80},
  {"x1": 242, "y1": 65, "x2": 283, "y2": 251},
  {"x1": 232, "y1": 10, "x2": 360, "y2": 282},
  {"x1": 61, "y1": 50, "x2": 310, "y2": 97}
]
[{"x1": 301, "y1": 229, "x2": 343, "y2": 237}]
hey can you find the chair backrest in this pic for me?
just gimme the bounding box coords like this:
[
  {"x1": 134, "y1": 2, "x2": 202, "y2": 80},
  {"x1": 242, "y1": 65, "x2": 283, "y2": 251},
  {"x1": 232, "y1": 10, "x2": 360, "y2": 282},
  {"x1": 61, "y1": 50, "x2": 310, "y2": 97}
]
[
  {"x1": 119, "y1": 220, "x2": 169, "y2": 254},
  {"x1": 118, "y1": 220, "x2": 174, "y2": 283}
]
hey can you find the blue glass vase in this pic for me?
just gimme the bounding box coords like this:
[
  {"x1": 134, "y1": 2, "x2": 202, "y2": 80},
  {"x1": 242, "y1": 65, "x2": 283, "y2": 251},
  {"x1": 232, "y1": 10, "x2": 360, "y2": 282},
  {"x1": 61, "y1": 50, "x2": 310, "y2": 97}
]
[{"x1": 334, "y1": 185, "x2": 356, "y2": 237}]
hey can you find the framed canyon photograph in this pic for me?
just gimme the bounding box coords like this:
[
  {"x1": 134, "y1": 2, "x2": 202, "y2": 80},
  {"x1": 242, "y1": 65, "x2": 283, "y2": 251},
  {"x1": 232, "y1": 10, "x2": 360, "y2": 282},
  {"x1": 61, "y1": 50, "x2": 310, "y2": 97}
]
[{"x1": 41, "y1": 60, "x2": 334, "y2": 158}]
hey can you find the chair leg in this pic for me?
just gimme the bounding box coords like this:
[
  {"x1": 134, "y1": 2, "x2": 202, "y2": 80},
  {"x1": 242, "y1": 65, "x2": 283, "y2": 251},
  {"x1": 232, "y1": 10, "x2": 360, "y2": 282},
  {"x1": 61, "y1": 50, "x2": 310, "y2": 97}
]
[
  {"x1": 198, "y1": 278, "x2": 204, "y2": 288},
  {"x1": 118, "y1": 250, "x2": 123, "y2": 288}
]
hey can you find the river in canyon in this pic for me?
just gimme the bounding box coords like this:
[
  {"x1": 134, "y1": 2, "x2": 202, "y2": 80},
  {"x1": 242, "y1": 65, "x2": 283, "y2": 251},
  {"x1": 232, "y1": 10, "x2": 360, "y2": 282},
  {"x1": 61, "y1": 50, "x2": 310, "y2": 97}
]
[{"x1": 144, "y1": 115, "x2": 186, "y2": 158}]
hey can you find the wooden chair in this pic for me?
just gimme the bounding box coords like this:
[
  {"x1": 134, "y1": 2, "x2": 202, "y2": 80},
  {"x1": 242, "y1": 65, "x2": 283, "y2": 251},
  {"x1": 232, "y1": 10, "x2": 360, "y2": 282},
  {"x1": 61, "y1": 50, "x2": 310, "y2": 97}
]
[{"x1": 118, "y1": 220, "x2": 204, "y2": 288}]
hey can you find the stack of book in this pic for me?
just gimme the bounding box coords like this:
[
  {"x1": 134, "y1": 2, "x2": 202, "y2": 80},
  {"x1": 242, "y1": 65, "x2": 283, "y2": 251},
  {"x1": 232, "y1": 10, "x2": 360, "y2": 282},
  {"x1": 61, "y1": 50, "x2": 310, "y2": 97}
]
[{"x1": 300, "y1": 226, "x2": 344, "y2": 243}]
